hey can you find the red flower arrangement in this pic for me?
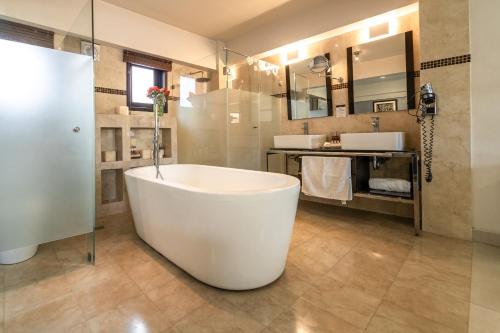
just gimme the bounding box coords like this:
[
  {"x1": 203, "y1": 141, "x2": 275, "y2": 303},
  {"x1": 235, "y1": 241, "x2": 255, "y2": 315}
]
[
  {"x1": 147, "y1": 86, "x2": 170, "y2": 98},
  {"x1": 147, "y1": 86, "x2": 170, "y2": 116}
]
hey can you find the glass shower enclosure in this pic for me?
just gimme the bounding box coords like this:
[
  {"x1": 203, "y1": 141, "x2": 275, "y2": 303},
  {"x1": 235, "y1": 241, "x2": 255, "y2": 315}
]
[
  {"x1": 177, "y1": 48, "x2": 282, "y2": 171},
  {"x1": 0, "y1": 0, "x2": 96, "y2": 262}
]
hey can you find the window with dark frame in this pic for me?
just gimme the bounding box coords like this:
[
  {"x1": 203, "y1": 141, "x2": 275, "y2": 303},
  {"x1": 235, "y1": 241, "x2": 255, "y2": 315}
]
[
  {"x1": 123, "y1": 50, "x2": 172, "y2": 113},
  {"x1": 127, "y1": 63, "x2": 166, "y2": 112}
]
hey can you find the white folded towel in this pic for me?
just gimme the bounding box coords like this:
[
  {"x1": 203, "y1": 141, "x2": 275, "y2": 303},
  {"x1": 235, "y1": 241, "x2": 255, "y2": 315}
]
[
  {"x1": 301, "y1": 156, "x2": 352, "y2": 201},
  {"x1": 369, "y1": 178, "x2": 411, "y2": 193}
]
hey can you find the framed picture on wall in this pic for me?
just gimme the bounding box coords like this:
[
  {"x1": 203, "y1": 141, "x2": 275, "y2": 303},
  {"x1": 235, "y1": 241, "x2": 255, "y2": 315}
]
[{"x1": 373, "y1": 99, "x2": 398, "y2": 113}]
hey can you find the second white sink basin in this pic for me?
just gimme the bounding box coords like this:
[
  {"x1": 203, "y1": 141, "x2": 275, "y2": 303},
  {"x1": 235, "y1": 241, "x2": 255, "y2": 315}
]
[
  {"x1": 341, "y1": 132, "x2": 405, "y2": 151},
  {"x1": 274, "y1": 135, "x2": 326, "y2": 149}
]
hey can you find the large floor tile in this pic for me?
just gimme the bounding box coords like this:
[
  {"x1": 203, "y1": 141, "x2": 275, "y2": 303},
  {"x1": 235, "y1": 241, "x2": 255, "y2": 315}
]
[
  {"x1": 125, "y1": 257, "x2": 182, "y2": 293},
  {"x1": 266, "y1": 298, "x2": 362, "y2": 333},
  {"x1": 301, "y1": 276, "x2": 381, "y2": 329},
  {"x1": 212, "y1": 283, "x2": 299, "y2": 326},
  {"x1": 4, "y1": 294, "x2": 84, "y2": 333},
  {"x1": 288, "y1": 235, "x2": 353, "y2": 275},
  {"x1": 327, "y1": 247, "x2": 404, "y2": 298},
  {"x1": 145, "y1": 278, "x2": 211, "y2": 325},
  {"x1": 413, "y1": 233, "x2": 473, "y2": 259},
  {"x1": 366, "y1": 300, "x2": 456, "y2": 333},
  {"x1": 4, "y1": 272, "x2": 73, "y2": 320},
  {"x1": 86, "y1": 295, "x2": 171, "y2": 333},
  {"x1": 468, "y1": 303, "x2": 500, "y2": 333},
  {"x1": 384, "y1": 281, "x2": 469, "y2": 332},
  {"x1": 471, "y1": 243, "x2": 500, "y2": 312},
  {"x1": 73, "y1": 272, "x2": 143, "y2": 320},
  {"x1": 171, "y1": 303, "x2": 264, "y2": 333},
  {"x1": 407, "y1": 246, "x2": 473, "y2": 278},
  {"x1": 273, "y1": 262, "x2": 319, "y2": 297},
  {"x1": 396, "y1": 256, "x2": 471, "y2": 302}
]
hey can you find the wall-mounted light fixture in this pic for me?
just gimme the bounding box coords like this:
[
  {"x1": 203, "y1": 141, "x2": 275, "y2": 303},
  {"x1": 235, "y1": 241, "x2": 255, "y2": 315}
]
[
  {"x1": 369, "y1": 22, "x2": 389, "y2": 39},
  {"x1": 280, "y1": 46, "x2": 308, "y2": 65},
  {"x1": 360, "y1": 17, "x2": 399, "y2": 43}
]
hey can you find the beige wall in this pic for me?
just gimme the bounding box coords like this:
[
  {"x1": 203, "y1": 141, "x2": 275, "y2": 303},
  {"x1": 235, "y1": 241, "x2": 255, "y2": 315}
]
[
  {"x1": 419, "y1": 0, "x2": 472, "y2": 239},
  {"x1": 470, "y1": 0, "x2": 500, "y2": 236}
]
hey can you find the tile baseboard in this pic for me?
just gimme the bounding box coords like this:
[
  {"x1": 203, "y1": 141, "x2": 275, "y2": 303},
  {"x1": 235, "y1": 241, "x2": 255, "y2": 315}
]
[{"x1": 473, "y1": 229, "x2": 500, "y2": 247}]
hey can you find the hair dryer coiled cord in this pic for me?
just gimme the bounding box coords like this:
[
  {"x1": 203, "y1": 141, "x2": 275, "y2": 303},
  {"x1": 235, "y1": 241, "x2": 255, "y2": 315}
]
[
  {"x1": 411, "y1": 99, "x2": 435, "y2": 183},
  {"x1": 421, "y1": 115, "x2": 435, "y2": 182}
]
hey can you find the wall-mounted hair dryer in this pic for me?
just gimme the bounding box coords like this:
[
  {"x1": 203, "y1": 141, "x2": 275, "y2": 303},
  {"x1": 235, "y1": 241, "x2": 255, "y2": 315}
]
[{"x1": 420, "y1": 83, "x2": 438, "y2": 115}]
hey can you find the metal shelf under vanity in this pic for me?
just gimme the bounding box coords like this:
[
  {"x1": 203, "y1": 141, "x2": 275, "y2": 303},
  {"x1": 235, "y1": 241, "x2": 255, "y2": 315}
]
[{"x1": 266, "y1": 148, "x2": 422, "y2": 235}]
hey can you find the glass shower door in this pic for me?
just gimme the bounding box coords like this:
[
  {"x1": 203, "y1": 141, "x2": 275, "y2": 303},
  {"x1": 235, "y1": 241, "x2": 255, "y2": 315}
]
[
  {"x1": 225, "y1": 49, "x2": 282, "y2": 171},
  {"x1": 225, "y1": 50, "x2": 262, "y2": 171}
]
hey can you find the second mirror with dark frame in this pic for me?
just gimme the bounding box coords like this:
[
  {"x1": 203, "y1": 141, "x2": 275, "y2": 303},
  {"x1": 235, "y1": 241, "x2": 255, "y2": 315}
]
[
  {"x1": 347, "y1": 31, "x2": 415, "y2": 114},
  {"x1": 285, "y1": 53, "x2": 333, "y2": 120}
]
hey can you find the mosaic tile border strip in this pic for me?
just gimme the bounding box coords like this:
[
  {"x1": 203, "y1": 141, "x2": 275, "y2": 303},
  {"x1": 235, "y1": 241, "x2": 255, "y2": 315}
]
[
  {"x1": 332, "y1": 82, "x2": 349, "y2": 90},
  {"x1": 421, "y1": 54, "x2": 471, "y2": 70},
  {"x1": 95, "y1": 87, "x2": 180, "y2": 101},
  {"x1": 95, "y1": 87, "x2": 127, "y2": 95}
]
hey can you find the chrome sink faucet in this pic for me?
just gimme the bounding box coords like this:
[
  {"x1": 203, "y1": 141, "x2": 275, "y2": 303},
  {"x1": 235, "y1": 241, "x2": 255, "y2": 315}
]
[
  {"x1": 371, "y1": 117, "x2": 380, "y2": 133},
  {"x1": 302, "y1": 122, "x2": 309, "y2": 135}
]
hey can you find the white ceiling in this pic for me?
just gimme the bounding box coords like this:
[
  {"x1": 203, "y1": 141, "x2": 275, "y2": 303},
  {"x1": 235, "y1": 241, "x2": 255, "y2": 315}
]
[{"x1": 101, "y1": 0, "x2": 331, "y2": 41}]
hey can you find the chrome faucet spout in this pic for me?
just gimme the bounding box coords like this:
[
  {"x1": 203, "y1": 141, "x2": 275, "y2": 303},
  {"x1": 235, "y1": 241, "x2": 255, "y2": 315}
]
[{"x1": 371, "y1": 117, "x2": 380, "y2": 133}]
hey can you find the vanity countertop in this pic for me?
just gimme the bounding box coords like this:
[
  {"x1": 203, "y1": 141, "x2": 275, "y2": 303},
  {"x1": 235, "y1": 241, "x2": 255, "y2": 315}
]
[{"x1": 268, "y1": 147, "x2": 418, "y2": 157}]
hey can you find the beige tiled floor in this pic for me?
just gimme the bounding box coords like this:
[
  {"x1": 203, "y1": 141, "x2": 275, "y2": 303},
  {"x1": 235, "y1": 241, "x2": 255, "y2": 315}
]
[
  {"x1": 0, "y1": 201, "x2": 484, "y2": 333},
  {"x1": 468, "y1": 243, "x2": 500, "y2": 333}
]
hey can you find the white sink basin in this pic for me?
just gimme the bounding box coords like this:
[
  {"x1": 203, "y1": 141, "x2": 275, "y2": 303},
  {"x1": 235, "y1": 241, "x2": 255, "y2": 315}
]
[
  {"x1": 341, "y1": 132, "x2": 405, "y2": 151},
  {"x1": 274, "y1": 135, "x2": 326, "y2": 149}
]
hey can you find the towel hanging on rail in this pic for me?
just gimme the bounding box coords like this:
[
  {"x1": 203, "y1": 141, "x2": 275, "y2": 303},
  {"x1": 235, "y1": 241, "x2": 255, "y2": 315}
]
[{"x1": 301, "y1": 156, "x2": 352, "y2": 201}]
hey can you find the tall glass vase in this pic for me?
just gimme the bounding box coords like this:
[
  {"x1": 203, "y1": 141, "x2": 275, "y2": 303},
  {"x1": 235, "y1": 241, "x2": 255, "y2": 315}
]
[{"x1": 153, "y1": 101, "x2": 163, "y2": 179}]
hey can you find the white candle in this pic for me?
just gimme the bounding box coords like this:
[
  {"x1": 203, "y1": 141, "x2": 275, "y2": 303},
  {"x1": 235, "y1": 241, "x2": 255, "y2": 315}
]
[
  {"x1": 102, "y1": 151, "x2": 116, "y2": 162},
  {"x1": 116, "y1": 106, "x2": 129, "y2": 115}
]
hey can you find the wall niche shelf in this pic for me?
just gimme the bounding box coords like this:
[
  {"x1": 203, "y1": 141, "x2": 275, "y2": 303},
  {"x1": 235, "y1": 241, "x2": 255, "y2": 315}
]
[
  {"x1": 100, "y1": 127, "x2": 123, "y2": 162},
  {"x1": 101, "y1": 169, "x2": 124, "y2": 204},
  {"x1": 95, "y1": 114, "x2": 177, "y2": 217}
]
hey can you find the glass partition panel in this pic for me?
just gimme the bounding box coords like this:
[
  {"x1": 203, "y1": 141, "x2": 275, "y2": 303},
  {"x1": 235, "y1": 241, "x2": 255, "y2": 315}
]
[
  {"x1": 177, "y1": 48, "x2": 281, "y2": 172},
  {"x1": 225, "y1": 50, "x2": 281, "y2": 171},
  {"x1": 0, "y1": 14, "x2": 94, "y2": 251}
]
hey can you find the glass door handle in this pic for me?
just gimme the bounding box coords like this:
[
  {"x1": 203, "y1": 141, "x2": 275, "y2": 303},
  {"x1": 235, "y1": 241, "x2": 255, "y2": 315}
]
[{"x1": 73, "y1": 126, "x2": 80, "y2": 133}]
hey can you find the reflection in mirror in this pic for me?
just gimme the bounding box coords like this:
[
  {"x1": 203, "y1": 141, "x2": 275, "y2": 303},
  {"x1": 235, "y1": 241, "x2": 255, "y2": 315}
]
[
  {"x1": 347, "y1": 31, "x2": 415, "y2": 114},
  {"x1": 286, "y1": 54, "x2": 333, "y2": 120}
]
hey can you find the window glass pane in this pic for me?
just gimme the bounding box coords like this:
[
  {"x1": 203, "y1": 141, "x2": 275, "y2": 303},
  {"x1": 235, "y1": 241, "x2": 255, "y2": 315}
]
[
  {"x1": 180, "y1": 75, "x2": 196, "y2": 108},
  {"x1": 132, "y1": 65, "x2": 154, "y2": 104}
]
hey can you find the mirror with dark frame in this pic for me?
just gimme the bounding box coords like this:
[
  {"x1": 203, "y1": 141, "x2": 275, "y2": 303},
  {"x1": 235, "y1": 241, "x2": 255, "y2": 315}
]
[
  {"x1": 347, "y1": 31, "x2": 415, "y2": 114},
  {"x1": 285, "y1": 53, "x2": 333, "y2": 120}
]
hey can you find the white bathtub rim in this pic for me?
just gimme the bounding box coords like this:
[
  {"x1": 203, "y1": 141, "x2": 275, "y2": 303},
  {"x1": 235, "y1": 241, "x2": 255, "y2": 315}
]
[{"x1": 125, "y1": 164, "x2": 300, "y2": 196}]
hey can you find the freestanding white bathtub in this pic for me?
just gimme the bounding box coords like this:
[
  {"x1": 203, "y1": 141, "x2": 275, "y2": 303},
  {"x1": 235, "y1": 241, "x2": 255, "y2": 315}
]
[{"x1": 125, "y1": 164, "x2": 300, "y2": 290}]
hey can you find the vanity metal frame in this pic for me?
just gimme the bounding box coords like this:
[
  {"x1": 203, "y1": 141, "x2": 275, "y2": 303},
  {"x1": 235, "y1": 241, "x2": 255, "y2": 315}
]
[{"x1": 266, "y1": 149, "x2": 422, "y2": 235}]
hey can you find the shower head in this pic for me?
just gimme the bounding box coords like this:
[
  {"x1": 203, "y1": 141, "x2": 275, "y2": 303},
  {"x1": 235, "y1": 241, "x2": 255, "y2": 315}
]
[
  {"x1": 196, "y1": 77, "x2": 210, "y2": 83},
  {"x1": 189, "y1": 71, "x2": 210, "y2": 83}
]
